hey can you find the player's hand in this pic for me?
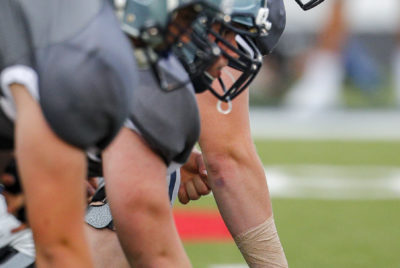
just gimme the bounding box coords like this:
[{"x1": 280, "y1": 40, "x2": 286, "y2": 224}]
[{"x1": 178, "y1": 149, "x2": 211, "y2": 204}]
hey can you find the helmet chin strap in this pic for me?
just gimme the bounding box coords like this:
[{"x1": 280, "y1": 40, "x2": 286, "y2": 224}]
[{"x1": 216, "y1": 68, "x2": 235, "y2": 115}]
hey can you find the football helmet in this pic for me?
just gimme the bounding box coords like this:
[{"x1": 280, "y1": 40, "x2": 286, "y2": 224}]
[
  {"x1": 112, "y1": 0, "x2": 231, "y2": 91},
  {"x1": 114, "y1": 1, "x2": 202, "y2": 47},
  {"x1": 175, "y1": 0, "x2": 273, "y2": 102}
]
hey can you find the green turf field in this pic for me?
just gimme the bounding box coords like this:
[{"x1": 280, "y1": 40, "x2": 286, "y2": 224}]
[{"x1": 178, "y1": 139, "x2": 400, "y2": 268}]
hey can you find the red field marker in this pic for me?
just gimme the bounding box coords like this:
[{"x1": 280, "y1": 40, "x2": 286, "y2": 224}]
[{"x1": 173, "y1": 209, "x2": 233, "y2": 242}]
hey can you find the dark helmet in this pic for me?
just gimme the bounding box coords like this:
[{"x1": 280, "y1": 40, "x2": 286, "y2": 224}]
[
  {"x1": 175, "y1": 0, "x2": 274, "y2": 102},
  {"x1": 114, "y1": 0, "x2": 228, "y2": 48},
  {"x1": 112, "y1": 0, "x2": 235, "y2": 92}
]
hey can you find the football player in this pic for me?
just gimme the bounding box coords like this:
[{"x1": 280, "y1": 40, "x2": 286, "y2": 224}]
[
  {"x1": 0, "y1": 0, "x2": 137, "y2": 266},
  {"x1": 85, "y1": 0, "x2": 271, "y2": 267},
  {"x1": 182, "y1": 0, "x2": 325, "y2": 267}
]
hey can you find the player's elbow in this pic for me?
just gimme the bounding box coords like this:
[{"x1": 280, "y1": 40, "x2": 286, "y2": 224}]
[
  {"x1": 205, "y1": 151, "x2": 245, "y2": 178},
  {"x1": 203, "y1": 145, "x2": 263, "y2": 186},
  {"x1": 205, "y1": 145, "x2": 253, "y2": 172}
]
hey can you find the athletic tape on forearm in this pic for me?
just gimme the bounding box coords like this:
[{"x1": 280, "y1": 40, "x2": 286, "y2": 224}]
[{"x1": 233, "y1": 216, "x2": 288, "y2": 268}]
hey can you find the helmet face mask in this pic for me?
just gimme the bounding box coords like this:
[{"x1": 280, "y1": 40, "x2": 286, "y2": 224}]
[
  {"x1": 219, "y1": 34, "x2": 263, "y2": 101},
  {"x1": 176, "y1": 19, "x2": 263, "y2": 102},
  {"x1": 294, "y1": 0, "x2": 325, "y2": 10}
]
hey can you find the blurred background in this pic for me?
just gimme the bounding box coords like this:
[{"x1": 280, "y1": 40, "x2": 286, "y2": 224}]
[
  {"x1": 175, "y1": 0, "x2": 400, "y2": 267},
  {"x1": 252, "y1": 0, "x2": 400, "y2": 108}
]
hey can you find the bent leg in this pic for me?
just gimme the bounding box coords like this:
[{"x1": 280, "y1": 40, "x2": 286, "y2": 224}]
[
  {"x1": 103, "y1": 128, "x2": 190, "y2": 267},
  {"x1": 11, "y1": 84, "x2": 93, "y2": 268}
]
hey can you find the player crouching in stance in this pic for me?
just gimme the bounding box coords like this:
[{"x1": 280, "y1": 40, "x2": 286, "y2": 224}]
[
  {"x1": 85, "y1": 0, "x2": 268, "y2": 267},
  {"x1": 86, "y1": 0, "x2": 288, "y2": 267},
  {"x1": 0, "y1": 0, "x2": 137, "y2": 267}
]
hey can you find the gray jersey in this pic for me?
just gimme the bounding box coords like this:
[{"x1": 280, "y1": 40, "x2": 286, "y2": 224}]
[
  {"x1": 88, "y1": 55, "x2": 200, "y2": 176},
  {"x1": 0, "y1": 0, "x2": 137, "y2": 150},
  {"x1": 127, "y1": 55, "x2": 200, "y2": 165}
]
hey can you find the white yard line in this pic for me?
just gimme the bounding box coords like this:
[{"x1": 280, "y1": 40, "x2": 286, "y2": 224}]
[
  {"x1": 265, "y1": 165, "x2": 400, "y2": 199},
  {"x1": 249, "y1": 108, "x2": 400, "y2": 140},
  {"x1": 209, "y1": 165, "x2": 400, "y2": 268}
]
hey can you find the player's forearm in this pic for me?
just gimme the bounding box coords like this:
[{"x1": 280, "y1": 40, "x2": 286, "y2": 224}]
[
  {"x1": 204, "y1": 150, "x2": 273, "y2": 236},
  {"x1": 204, "y1": 151, "x2": 287, "y2": 267}
]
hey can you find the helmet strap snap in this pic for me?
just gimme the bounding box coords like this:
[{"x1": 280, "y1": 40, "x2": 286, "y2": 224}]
[{"x1": 217, "y1": 99, "x2": 232, "y2": 115}]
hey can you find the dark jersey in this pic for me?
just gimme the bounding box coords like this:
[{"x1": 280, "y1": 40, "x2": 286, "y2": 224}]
[
  {"x1": 0, "y1": 0, "x2": 137, "y2": 150},
  {"x1": 127, "y1": 55, "x2": 200, "y2": 165},
  {"x1": 88, "y1": 54, "x2": 200, "y2": 178}
]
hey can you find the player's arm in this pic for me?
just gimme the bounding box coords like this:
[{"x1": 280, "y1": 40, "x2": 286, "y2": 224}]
[
  {"x1": 11, "y1": 84, "x2": 92, "y2": 267},
  {"x1": 102, "y1": 127, "x2": 191, "y2": 267},
  {"x1": 196, "y1": 69, "x2": 287, "y2": 267}
]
